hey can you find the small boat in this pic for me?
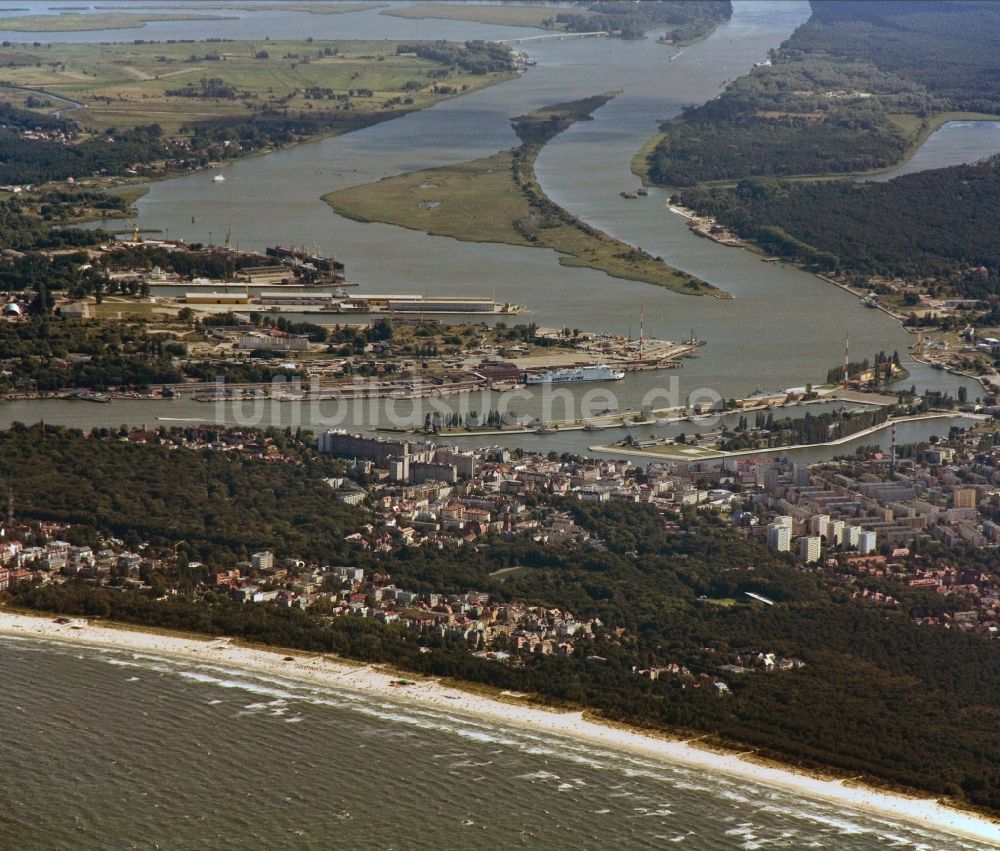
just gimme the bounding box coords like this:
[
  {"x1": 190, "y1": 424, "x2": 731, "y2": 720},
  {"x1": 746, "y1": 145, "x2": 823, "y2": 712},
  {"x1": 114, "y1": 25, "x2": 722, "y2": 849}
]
[
  {"x1": 636, "y1": 187, "x2": 648, "y2": 197},
  {"x1": 620, "y1": 191, "x2": 637, "y2": 199},
  {"x1": 212, "y1": 174, "x2": 226, "y2": 183}
]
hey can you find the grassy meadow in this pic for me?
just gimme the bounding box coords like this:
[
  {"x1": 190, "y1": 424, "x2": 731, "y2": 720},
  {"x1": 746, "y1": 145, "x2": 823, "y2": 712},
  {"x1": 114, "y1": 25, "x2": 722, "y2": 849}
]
[{"x1": 0, "y1": 39, "x2": 512, "y2": 133}]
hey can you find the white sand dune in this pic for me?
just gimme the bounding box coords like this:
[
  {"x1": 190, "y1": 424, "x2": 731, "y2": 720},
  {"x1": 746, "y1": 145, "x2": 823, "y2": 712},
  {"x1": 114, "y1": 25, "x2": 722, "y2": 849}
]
[{"x1": 3, "y1": 610, "x2": 998, "y2": 845}]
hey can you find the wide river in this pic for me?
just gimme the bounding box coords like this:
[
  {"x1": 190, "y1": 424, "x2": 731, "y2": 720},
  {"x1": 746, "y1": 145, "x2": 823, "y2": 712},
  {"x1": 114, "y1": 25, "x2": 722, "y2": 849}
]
[{"x1": 0, "y1": 0, "x2": 988, "y2": 451}]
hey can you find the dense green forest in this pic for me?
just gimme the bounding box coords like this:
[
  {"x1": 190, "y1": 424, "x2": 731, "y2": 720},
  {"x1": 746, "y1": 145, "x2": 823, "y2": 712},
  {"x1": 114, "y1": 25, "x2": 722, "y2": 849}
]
[
  {"x1": 0, "y1": 425, "x2": 360, "y2": 564},
  {"x1": 555, "y1": 1, "x2": 732, "y2": 42},
  {"x1": 718, "y1": 407, "x2": 889, "y2": 451},
  {"x1": 0, "y1": 108, "x2": 418, "y2": 185},
  {"x1": 0, "y1": 318, "x2": 181, "y2": 390},
  {"x1": 0, "y1": 195, "x2": 113, "y2": 252},
  {"x1": 675, "y1": 157, "x2": 1000, "y2": 290},
  {"x1": 804, "y1": 0, "x2": 1000, "y2": 113},
  {"x1": 100, "y1": 244, "x2": 269, "y2": 280},
  {"x1": 5, "y1": 425, "x2": 1000, "y2": 812},
  {"x1": 394, "y1": 40, "x2": 514, "y2": 74},
  {"x1": 0, "y1": 101, "x2": 68, "y2": 134},
  {"x1": 0, "y1": 317, "x2": 294, "y2": 391},
  {"x1": 645, "y1": 0, "x2": 1000, "y2": 184}
]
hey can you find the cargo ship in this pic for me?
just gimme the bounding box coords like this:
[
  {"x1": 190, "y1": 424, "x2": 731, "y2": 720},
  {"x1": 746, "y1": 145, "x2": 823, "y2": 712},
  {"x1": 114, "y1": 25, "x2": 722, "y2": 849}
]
[{"x1": 525, "y1": 364, "x2": 625, "y2": 384}]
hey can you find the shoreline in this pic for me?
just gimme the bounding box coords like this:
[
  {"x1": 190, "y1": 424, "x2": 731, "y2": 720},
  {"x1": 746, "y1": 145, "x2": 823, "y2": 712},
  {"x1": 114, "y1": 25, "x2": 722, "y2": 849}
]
[
  {"x1": 2, "y1": 609, "x2": 999, "y2": 845},
  {"x1": 591, "y1": 412, "x2": 977, "y2": 460}
]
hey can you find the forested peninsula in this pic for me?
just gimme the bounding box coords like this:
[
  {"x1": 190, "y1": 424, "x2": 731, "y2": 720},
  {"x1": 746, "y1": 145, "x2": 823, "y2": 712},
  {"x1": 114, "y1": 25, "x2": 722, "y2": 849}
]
[{"x1": 640, "y1": 1, "x2": 1000, "y2": 297}]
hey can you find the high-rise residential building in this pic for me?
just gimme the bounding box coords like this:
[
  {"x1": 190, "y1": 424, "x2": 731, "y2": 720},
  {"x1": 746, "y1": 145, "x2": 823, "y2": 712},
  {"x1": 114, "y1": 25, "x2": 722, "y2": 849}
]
[
  {"x1": 767, "y1": 524, "x2": 791, "y2": 553},
  {"x1": 844, "y1": 525, "x2": 862, "y2": 549},
  {"x1": 798, "y1": 535, "x2": 822, "y2": 564},
  {"x1": 809, "y1": 514, "x2": 831, "y2": 538},
  {"x1": 828, "y1": 519, "x2": 846, "y2": 546},
  {"x1": 953, "y1": 487, "x2": 977, "y2": 509},
  {"x1": 858, "y1": 530, "x2": 877, "y2": 555},
  {"x1": 251, "y1": 551, "x2": 274, "y2": 572}
]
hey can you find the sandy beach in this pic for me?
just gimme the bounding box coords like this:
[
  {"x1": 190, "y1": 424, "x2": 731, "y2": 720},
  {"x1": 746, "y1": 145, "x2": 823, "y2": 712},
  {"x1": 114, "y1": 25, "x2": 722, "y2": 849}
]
[{"x1": 2, "y1": 609, "x2": 998, "y2": 846}]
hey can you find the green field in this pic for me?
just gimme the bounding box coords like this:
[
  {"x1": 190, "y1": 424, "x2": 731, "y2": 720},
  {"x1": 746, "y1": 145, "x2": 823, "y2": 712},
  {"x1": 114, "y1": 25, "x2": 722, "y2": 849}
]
[
  {"x1": 326, "y1": 151, "x2": 530, "y2": 244},
  {"x1": 381, "y1": 3, "x2": 572, "y2": 29},
  {"x1": 325, "y1": 98, "x2": 722, "y2": 296},
  {"x1": 0, "y1": 11, "x2": 233, "y2": 32},
  {"x1": 0, "y1": 39, "x2": 511, "y2": 134}
]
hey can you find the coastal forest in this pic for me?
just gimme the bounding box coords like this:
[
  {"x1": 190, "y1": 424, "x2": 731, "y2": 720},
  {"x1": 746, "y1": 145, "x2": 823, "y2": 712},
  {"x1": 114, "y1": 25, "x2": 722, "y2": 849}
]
[
  {"x1": 6, "y1": 426, "x2": 1000, "y2": 814},
  {"x1": 643, "y1": 1, "x2": 1000, "y2": 294}
]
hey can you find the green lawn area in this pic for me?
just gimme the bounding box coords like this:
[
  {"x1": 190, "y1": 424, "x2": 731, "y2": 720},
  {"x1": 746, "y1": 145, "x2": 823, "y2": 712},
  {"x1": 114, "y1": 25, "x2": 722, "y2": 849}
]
[
  {"x1": 90, "y1": 299, "x2": 170, "y2": 321},
  {"x1": 630, "y1": 131, "x2": 663, "y2": 184}
]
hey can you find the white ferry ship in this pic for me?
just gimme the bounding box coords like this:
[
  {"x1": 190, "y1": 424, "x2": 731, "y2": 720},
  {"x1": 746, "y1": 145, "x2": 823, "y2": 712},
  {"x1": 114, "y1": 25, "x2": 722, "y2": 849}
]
[{"x1": 525, "y1": 364, "x2": 625, "y2": 385}]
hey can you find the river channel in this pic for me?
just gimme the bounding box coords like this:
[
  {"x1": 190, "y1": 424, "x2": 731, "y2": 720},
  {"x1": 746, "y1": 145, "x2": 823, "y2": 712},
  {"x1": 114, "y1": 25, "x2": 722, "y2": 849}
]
[{"x1": 1, "y1": 1, "x2": 990, "y2": 455}]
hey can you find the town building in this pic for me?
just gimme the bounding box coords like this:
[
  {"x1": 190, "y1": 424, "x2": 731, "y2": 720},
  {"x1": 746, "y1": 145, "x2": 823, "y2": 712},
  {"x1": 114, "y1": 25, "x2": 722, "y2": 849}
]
[
  {"x1": 798, "y1": 535, "x2": 822, "y2": 564},
  {"x1": 767, "y1": 523, "x2": 791, "y2": 553}
]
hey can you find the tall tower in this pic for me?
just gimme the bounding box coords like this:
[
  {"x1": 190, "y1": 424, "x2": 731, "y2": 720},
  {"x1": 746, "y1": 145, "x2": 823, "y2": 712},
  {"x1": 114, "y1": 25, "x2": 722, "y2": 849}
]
[
  {"x1": 890, "y1": 422, "x2": 897, "y2": 472},
  {"x1": 843, "y1": 331, "x2": 850, "y2": 389},
  {"x1": 639, "y1": 304, "x2": 645, "y2": 361}
]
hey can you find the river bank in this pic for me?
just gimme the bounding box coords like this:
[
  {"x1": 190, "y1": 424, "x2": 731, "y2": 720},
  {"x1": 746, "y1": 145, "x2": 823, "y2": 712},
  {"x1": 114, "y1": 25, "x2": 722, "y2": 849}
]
[
  {"x1": 593, "y1": 412, "x2": 978, "y2": 461},
  {"x1": 2, "y1": 609, "x2": 997, "y2": 846}
]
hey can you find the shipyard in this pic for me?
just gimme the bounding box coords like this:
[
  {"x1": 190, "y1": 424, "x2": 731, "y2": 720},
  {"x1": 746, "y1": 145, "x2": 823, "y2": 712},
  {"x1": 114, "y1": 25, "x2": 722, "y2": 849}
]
[{"x1": 184, "y1": 290, "x2": 525, "y2": 316}]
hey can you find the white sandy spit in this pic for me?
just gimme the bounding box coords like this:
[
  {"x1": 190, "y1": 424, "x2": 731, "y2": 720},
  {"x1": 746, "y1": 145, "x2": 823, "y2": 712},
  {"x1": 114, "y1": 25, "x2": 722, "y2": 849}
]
[{"x1": 2, "y1": 610, "x2": 998, "y2": 845}]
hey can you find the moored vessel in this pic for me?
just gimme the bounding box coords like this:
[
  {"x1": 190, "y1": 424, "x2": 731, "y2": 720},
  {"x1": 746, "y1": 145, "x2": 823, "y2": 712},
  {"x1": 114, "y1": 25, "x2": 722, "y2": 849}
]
[{"x1": 525, "y1": 364, "x2": 625, "y2": 385}]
